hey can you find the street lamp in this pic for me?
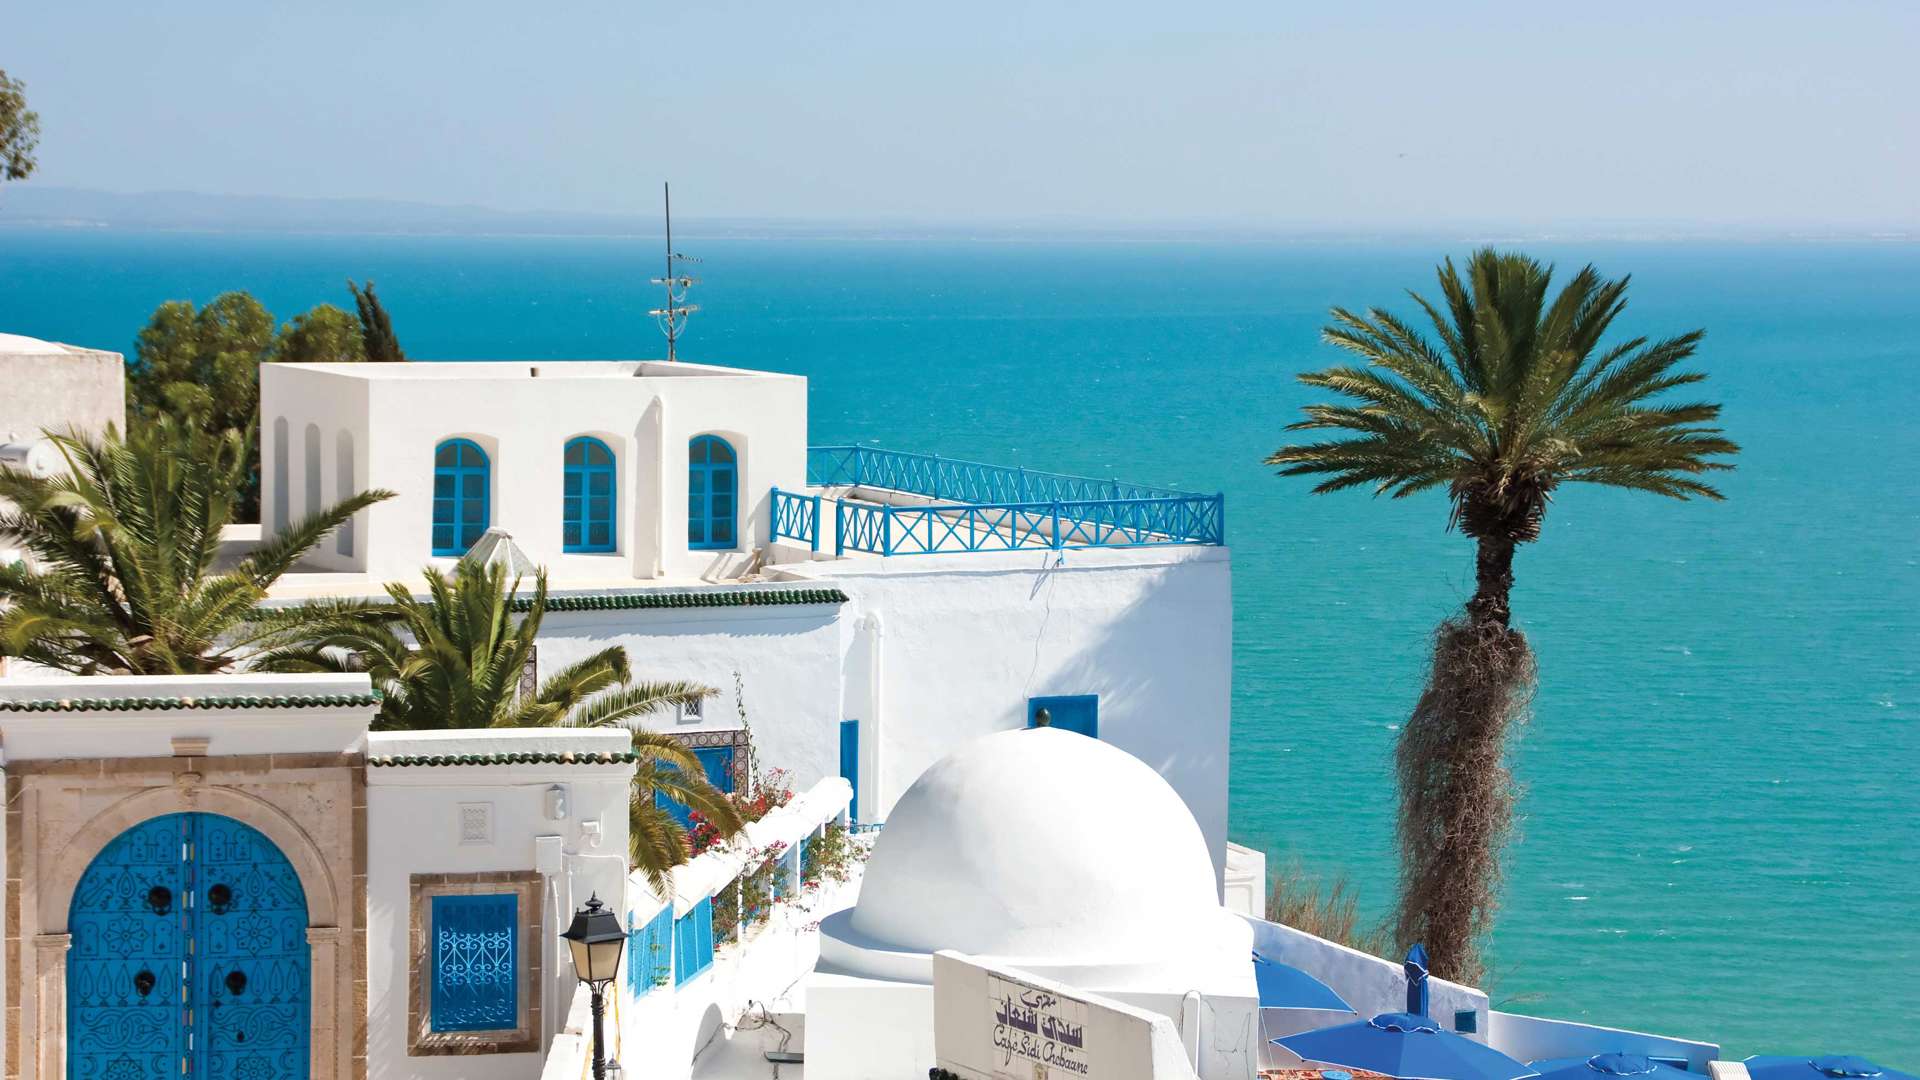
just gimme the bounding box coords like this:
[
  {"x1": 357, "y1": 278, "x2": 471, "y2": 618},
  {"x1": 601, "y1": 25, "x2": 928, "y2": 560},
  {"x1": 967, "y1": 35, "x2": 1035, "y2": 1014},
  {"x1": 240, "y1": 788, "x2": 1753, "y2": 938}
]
[{"x1": 561, "y1": 893, "x2": 626, "y2": 1080}]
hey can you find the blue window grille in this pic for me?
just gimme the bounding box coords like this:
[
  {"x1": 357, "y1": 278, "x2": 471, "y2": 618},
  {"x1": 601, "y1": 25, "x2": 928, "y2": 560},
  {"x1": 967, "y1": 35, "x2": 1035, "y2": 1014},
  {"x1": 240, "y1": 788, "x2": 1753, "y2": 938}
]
[
  {"x1": 1028, "y1": 695, "x2": 1098, "y2": 738},
  {"x1": 563, "y1": 437, "x2": 617, "y2": 553},
  {"x1": 839, "y1": 720, "x2": 860, "y2": 823},
  {"x1": 432, "y1": 439, "x2": 491, "y2": 556},
  {"x1": 655, "y1": 745, "x2": 736, "y2": 828},
  {"x1": 673, "y1": 897, "x2": 715, "y2": 985},
  {"x1": 429, "y1": 893, "x2": 518, "y2": 1032},
  {"x1": 626, "y1": 906, "x2": 674, "y2": 998},
  {"x1": 688, "y1": 435, "x2": 738, "y2": 550}
]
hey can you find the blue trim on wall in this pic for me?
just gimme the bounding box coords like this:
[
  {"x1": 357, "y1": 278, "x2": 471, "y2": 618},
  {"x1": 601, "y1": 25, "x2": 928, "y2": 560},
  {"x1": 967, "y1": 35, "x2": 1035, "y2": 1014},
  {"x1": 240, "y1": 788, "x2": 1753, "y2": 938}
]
[
  {"x1": 563, "y1": 436, "x2": 618, "y2": 553},
  {"x1": 432, "y1": 438, "x2": 491, "y2": 556},
  {"x1": 1028, "y1": 695, "x2": 1098, "y2": 738},
  {"x1": 626, "y1": 906, "x2": 674, "y2": 998},
  {"x1": 839, "y1": 719, "x2": 860, "y2": 823},
  {"x1": 688, "y1": 435, "x2": 738, "y2": 550}
]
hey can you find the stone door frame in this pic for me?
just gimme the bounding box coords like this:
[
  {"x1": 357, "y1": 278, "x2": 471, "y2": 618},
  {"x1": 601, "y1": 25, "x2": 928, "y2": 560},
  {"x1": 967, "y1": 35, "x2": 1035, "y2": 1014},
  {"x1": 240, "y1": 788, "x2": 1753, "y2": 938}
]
[{"x1": 5, "y1": 755, "x2": 364, "y2": 1080}]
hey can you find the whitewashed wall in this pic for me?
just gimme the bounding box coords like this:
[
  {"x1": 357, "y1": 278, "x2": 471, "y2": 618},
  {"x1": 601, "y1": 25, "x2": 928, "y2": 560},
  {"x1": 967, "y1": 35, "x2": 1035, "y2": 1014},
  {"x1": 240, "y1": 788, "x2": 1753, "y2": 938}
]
[
  {"x1": 259, "y1": 361, "x2": 808, "y2": 582},
  {"x1": 364, "y1": 729, "x2": 636, "y2": 1080},
  {"x1": 791, "y1": 545, "x2": 1234, "y2": 871}
]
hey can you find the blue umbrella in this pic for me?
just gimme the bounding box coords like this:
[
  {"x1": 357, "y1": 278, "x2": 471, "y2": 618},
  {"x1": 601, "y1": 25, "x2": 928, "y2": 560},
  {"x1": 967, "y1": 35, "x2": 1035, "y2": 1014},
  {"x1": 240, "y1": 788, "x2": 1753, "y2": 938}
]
[
  {"x1": 1530, "y1": 1054, "x2": 1695, "y2": 1080},
  {"x1": 1252, "y1": 952, "x2": 1353, "y2": 1012},
  {"x1": 1276, "y1": 1011, "x2": 1537, "y2": 1080},
  {"x1": 1746, "y1": 1057, "x2": 1917, "y2": 1080},
  {"x1": 1404, "y1": 944, "x2": 1431, "y2": 1016}
]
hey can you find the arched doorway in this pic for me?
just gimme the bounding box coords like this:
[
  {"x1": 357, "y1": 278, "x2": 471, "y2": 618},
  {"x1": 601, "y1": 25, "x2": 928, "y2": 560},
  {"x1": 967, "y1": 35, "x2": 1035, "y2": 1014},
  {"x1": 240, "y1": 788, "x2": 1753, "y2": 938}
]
[{"x1": 66, "y1": 812, "x2": 311, "y2": 1079}]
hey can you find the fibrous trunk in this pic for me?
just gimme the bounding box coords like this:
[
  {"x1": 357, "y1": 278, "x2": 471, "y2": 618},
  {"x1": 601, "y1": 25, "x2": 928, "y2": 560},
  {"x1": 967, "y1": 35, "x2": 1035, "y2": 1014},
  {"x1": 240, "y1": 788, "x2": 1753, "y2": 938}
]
[{"x1": 1393, "y1": 539, "x2": 1534, "y2": 985}]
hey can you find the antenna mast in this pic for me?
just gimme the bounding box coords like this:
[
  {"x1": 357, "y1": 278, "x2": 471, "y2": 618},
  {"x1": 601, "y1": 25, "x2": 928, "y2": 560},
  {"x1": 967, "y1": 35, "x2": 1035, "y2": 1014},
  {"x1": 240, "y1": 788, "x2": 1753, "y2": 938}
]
[{"x1": 649, "y1": 181, "x2": 700, "y2": 361}]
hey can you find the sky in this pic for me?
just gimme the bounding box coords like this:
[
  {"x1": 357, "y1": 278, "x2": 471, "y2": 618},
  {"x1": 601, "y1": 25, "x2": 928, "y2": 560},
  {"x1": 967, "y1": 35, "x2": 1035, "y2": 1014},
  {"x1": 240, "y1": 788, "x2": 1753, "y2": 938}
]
[{"x1": 6, "y1": 1, "x2": 1919, "y2": 229}]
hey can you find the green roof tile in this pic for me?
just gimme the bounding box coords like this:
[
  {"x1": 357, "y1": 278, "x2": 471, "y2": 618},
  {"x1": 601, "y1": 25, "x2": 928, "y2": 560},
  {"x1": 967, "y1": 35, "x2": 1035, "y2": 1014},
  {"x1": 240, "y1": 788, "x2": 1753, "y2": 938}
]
[{"x1": 0, "y1": 691, "x2": 384, "y2": 713}]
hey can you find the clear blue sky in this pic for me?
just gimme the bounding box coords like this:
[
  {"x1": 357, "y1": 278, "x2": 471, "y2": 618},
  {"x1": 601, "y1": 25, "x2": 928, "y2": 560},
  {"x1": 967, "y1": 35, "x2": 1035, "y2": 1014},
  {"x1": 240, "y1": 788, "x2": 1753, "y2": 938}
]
[{"x1": 8, "y1": 1, "x2": 1917, "y2": 227}]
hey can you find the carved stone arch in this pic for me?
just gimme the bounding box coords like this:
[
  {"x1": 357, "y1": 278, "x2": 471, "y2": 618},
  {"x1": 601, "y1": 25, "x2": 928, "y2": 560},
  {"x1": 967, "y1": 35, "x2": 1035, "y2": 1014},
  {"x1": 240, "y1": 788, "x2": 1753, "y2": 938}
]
[{"x1": 41, "y1": 782, "x2": 340, "y2": 933}]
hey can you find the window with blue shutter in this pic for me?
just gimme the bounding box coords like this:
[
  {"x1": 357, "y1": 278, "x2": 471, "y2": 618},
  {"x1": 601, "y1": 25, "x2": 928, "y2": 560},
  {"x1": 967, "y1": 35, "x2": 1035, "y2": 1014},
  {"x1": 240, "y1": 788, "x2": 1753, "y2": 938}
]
[
  {"x1": 688, "y1": 435, "x2": 738, "y2": 550},
  {"x1": 563, "y1": 437, "x2": 617, "y2": 552},
  {"x1": 429, "y1": 893, "x2": 518, "y2": 1032},
  {"x1": 655, "y1": 745, "x2": 736, "y2": 828},
  {"x1": 432, "y1": 439, "x2": 491, "y2": 556},
  {"x1": 626, "y1": 906, "x2": 674, "y2": 998},
  {"x1": 1027, "y1": 695, "x2": 1098, "y2": 738},
  {"x1": 673, "y1": 897, "x2": 715, "y2": 985}
]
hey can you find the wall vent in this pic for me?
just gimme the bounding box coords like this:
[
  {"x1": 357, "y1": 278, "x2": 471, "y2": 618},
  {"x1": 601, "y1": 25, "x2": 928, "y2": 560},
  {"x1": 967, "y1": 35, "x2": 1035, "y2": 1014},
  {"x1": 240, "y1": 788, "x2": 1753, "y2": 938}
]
[{"x1": 458, "y1": 802, "x2": 494, "y2": 845}]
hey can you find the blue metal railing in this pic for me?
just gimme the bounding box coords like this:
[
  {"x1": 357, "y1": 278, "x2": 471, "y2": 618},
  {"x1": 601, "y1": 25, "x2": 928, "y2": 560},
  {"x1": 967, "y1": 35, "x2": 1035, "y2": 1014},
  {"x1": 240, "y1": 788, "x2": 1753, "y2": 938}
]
[
  {"x1": 770, "y1": 447, "x2": 1226, "y2": 557},
  {"x1": 771, "y1": 488, "x2": 822, "y2": 552},
  {"x1": 807, "y1": 445, "x2": 1209, "y2": 506}
]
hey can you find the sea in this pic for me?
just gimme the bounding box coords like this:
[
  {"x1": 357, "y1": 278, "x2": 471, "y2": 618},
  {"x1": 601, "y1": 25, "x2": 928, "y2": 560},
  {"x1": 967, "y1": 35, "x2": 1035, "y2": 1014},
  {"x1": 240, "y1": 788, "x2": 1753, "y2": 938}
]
[{"x1": 2, "y1": 228, "x2": 1915, "y2": 1060}]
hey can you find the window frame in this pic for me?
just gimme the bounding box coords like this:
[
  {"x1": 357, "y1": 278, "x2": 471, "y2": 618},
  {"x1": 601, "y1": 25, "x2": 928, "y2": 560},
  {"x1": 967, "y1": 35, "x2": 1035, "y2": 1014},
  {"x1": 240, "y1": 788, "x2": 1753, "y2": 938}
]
[
  {"x1": 432, "y1": 438, "x2": 492, "y2": 557},
  {"x1": 625, "y1": 905, "x2": 674, "y2": 998},
  {"x1": 408, "y1": 871, "x2": 542, "y2": 1056},
  {"x1": 673, "y1": 896, "x2": 716, "y2": 985},
  {"x1": 562, "y1": 436, "x2": 618, "y2": 554},
  {"x1": 687, "y1": 434, "x2": 739, "y2": 551}
]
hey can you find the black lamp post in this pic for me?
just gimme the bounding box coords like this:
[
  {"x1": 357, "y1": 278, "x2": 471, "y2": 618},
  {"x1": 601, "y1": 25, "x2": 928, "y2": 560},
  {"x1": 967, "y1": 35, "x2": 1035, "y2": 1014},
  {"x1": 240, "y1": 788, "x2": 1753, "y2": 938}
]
[{"x1": 561, "y1": 893, "x2": 626, "y2": 1080}]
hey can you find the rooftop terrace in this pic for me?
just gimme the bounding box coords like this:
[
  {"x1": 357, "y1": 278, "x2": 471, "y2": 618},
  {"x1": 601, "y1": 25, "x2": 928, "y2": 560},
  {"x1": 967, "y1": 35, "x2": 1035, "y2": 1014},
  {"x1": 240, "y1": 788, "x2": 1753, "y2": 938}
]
[{"x1": 775, "y1": 446, "x2": 1226, "y2": 557}]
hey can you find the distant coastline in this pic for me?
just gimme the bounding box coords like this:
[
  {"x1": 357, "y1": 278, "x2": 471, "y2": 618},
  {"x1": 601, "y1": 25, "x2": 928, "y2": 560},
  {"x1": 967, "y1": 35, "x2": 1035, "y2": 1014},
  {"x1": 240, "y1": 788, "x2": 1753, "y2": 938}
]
[{"x1": 2, "y1": 186, "x2": 1914, "y2": 245}]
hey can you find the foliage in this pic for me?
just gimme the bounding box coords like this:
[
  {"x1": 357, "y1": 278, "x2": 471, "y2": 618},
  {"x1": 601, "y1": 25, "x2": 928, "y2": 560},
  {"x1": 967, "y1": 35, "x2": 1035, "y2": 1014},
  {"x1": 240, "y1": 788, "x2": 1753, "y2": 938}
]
[
  {"x1": 0, "y1": 69, "x2": 39, "y2": 185},
  {"x1": 250, "y1": 559, "x2": 735, "y2": 892},
  {"x1": 276, "y1": 303, "x2": 367, "y2": 364},
  {"x1": 1264, "y1": 859, "x2": 1393, "y2": 959},
  {"x1": 0, "y1": 419, "x2": 389, "y2": 674},
  {"x1": 126, "y1": 285, "x2": 406, "y2": 519},
  {"x1": 349, "y1": 279, "x2": 407, "y2": 362},
  {"x1": 1267, "y1": 249, "x2": 1736, "y2": 983},
  {"x1": 801, "y1": 819, "x2": 860, "y2": 890},
  {"x1": 689, "y1": 765, "x2": 795, "y2": 857}
]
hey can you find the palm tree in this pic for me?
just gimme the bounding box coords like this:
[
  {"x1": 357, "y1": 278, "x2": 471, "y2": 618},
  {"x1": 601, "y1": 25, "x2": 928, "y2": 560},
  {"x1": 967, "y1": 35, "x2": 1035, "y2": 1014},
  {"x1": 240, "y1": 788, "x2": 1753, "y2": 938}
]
[
  {"x1": 0, "y1": 419, "x2": 390, "y2": 674},
  {"x1": 1267, "y1": 249, "x2": 1738, "y2": 982},
  {"x1": 252, "y1": 559, "x2": 741, "y2": 890}
]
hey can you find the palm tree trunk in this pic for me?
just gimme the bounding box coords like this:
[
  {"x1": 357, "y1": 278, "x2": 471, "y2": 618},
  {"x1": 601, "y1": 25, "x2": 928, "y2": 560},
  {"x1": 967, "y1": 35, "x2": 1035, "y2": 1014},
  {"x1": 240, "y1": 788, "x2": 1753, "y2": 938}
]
[{"x1": 1467, "y1": 538, "x2": 1515, "y2": 628}]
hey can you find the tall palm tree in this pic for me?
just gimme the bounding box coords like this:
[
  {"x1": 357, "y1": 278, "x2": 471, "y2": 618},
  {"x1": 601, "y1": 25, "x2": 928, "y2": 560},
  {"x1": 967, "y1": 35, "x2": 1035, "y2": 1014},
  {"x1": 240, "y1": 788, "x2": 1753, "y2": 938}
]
[
  {"x1": 252, "y1": 560, "x2": 741, "y2": 890},
  {"x1": 0, "y1": 419, "x2": 390, "y2": 674},
  {"x1": 1267, "y1": 249, "x2": 1737, "y2": 982}
]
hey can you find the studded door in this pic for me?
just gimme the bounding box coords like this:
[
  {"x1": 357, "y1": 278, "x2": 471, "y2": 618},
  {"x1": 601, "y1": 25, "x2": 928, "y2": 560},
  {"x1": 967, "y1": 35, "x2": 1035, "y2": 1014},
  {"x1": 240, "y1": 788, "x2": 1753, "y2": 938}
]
[{"x1": 68, "y1": 813, "x2": 311, "y2": 1080}]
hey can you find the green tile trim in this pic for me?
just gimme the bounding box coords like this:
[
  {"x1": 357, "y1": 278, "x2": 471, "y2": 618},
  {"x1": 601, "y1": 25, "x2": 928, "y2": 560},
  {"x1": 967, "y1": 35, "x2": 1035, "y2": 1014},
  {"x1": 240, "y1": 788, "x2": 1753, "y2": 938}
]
[
  {"x1": 367, "y1": 750, "x2": 640, "y2": 767},
  {"x1": 0, "y1": 692, "x2": 384, "y2": 713},
  {"x1": 515, "y1": 587, "x2": 849, "y2": 613}
]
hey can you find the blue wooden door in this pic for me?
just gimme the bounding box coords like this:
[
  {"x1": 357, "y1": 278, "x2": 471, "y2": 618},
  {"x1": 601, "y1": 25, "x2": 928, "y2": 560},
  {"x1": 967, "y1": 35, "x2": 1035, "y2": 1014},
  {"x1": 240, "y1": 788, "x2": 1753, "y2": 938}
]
[
  {"x1": 69, "y1": 813, "x2": 310, "y2": 1080},
  {"x1": 839, "y1": 720, "x2": 860, "y2": 823},
  {"x1": 1028, "y1": 695, "x2": 1098, "y2": 738}
]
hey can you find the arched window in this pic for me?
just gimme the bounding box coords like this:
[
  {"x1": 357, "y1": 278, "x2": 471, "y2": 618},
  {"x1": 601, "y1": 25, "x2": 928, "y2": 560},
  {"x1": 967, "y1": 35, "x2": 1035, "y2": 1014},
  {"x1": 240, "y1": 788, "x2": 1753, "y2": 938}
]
[
  {"x1": 562, "y1": 437, "x2": 617, "y2": 553},
  {"x1": 271, "y1": 417, "x2": 289, "y2": 534},
  {"x1": 432, "y1": 439, "x2": 490, "y2": 556},
  {"x1": 336, "y1": 433, "x2": 356, "y2": 557},
  {"x1": 303, "y1": 423, "x2": 322, "y2": 518},
  {"x1": 687, "y1": 435, "x2": 737, "y2": 550}
]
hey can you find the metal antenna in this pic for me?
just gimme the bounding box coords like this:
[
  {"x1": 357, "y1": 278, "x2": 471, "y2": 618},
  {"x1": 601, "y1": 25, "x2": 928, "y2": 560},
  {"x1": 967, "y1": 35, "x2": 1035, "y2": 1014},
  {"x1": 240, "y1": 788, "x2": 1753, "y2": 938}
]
[{"x1": 648, "y1": 181, "x2": 700, "y2": 362}]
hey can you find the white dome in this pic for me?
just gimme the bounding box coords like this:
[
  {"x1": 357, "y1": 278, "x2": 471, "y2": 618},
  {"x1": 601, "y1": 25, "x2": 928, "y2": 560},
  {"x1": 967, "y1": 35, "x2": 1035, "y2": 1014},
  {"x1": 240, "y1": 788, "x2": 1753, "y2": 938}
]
[
  {"x1": 833, "y1": 727, "x2": 1243, "y2": 976},
  {"x1": 0, "y1": 333, "x2": 75, "y2": 355}
]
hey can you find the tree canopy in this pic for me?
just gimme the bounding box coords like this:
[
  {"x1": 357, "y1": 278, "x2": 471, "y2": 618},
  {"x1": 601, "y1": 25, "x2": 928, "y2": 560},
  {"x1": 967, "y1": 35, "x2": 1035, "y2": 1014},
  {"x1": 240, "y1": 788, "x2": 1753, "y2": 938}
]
[{"x1": 0, "y1": 70, "x2": 38, "y2": 186}]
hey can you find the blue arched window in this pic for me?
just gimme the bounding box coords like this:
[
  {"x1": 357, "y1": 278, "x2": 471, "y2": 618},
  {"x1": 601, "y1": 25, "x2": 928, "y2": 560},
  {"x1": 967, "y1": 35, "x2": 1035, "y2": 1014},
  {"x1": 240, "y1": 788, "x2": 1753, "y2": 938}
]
[
  {"x1": 432, "y1": 439, "x2": 490, "y2": 556},
  {"x1": 563, "y1": 437, "x2": 617, "y2": 553},
  {"x1": 687, "y1": 435, "x2": 737, "y2": 550}
]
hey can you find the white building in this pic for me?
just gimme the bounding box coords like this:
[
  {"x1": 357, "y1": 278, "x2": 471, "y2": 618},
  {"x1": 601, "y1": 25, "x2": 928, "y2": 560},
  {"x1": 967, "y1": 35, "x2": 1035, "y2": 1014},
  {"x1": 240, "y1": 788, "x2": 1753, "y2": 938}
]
[{"x1": 256, "y1": 359, "x2": 1235, "y2": 869}]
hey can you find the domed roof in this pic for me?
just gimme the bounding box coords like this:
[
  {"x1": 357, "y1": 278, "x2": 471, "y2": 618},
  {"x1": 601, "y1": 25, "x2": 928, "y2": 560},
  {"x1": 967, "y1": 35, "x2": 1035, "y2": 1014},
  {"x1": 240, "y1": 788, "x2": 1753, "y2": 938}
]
[
  {"x1": 0, "y1": 333, "x2": 76, "y2": 355},
  {"x1": 845, "y1": 727, "x2": 1233, "y2": 965}
]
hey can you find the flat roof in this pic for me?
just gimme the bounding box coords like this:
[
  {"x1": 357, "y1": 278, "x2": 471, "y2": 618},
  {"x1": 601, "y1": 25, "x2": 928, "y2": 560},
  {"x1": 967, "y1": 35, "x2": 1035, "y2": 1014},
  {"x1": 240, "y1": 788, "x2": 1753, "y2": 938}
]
[{"x1": 270, "y1": 359, "x2": 797, "y2": 381}]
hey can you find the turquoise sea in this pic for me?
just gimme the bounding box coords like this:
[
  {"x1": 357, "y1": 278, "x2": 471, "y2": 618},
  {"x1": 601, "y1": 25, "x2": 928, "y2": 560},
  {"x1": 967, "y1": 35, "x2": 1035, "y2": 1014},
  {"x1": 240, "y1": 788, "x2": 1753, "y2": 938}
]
[{"x1": 2, "y1": 229, "x2": 1915, "y2": 1061}]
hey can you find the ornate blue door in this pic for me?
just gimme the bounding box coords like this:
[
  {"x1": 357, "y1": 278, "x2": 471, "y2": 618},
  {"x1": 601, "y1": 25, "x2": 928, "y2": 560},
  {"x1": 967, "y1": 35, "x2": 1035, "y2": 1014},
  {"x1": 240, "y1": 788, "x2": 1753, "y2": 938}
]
[{"x1": 68, "y1": 813, "x2": 310, "y2": 1080}]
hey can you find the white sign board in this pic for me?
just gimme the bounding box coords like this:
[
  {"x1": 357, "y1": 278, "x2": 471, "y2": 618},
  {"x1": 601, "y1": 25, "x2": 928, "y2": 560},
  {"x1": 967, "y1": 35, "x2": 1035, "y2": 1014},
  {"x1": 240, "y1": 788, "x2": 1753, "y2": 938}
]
[{"x1": 987, "y1": 971, "x2": 1091, "y2": 1080}]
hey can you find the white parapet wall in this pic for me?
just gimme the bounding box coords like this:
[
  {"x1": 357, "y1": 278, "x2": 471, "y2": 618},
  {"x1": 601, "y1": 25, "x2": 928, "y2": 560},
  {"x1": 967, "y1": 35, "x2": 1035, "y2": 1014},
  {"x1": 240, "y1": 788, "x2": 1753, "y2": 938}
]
[
  {"x1": 1486, "y1": 1010, "x2": 1719, "y2": 1070},
  {"x1": 1245, "y1": 915, "x2": 1490, "y2": 1052}
]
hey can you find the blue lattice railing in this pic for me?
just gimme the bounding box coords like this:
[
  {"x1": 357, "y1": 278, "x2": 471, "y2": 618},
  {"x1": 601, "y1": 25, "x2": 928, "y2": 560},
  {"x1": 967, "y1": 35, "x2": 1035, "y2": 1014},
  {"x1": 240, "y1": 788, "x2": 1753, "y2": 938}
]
[
  {"x1": 781, "y1": 446, "x2": 1225, "y2": 556},
  {"x1": 770, "y1": 488, "x2": 822, "y2": 551}
]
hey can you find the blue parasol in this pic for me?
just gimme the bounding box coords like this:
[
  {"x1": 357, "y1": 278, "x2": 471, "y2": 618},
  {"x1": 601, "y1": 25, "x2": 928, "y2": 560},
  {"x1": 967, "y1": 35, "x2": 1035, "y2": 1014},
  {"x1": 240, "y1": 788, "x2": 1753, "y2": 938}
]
[
  {"x1": 1276, "y1": 1011, "x2": 1537, "y2": 1080},
  {"x1": 1404, "y1": 944, "x2": 1431, "y2": 1016},
  {"x1": 1530, "y1": 1054, "x2": 1695, "y2": 1080},
  {"x1": 1746, "y1": 1057, "x2": 1916, "y2": 1080},
  {"x1": 1252, "y1": 952, "x2": 1354, "y2": 1012}
]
